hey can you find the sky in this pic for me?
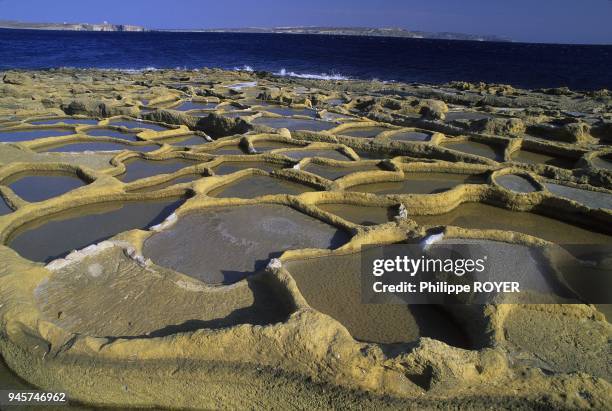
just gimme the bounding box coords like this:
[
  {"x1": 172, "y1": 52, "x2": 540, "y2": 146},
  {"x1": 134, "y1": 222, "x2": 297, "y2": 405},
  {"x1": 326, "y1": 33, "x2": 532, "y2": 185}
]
[{"x1": 1, "y1": 0, "x2": 611, "y2": 44}]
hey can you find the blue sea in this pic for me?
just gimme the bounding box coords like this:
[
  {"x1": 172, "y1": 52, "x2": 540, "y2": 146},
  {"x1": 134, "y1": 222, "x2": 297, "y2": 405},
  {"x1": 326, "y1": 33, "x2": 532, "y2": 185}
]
[{"x1": 1, "y1": 29, "x2": 611, "y2": 90}]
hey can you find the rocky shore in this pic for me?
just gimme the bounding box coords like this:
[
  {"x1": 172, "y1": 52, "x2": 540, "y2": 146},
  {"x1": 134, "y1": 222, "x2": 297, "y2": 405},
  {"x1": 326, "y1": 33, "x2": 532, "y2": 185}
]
[{"x1": 0, "y1": 67, "x2": 610, "y2": 409}]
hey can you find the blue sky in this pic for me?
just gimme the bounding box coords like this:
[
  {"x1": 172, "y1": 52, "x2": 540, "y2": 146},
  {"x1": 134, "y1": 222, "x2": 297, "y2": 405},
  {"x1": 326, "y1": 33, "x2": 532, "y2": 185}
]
[{"x1": 1, "y1": 0, "x2": 611, "y2": 44}]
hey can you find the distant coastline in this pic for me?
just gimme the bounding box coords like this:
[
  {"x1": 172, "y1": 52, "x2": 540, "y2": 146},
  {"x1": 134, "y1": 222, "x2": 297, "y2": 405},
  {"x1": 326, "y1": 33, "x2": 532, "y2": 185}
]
[
  {"x1": 0, "y1": 20, "x2": 145, "y2": 32},
  {"x1": 0, "y1": 20, "x2": 508, "y2": 41},
  {"x1": 159, "y1": 26, "x2": 511, "y2": 42}
]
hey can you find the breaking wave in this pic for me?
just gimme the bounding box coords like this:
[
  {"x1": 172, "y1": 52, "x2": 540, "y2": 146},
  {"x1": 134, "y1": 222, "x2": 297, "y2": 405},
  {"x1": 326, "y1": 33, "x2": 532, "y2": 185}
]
[{"x1": 273, "y1": 68, "x2": 349, "y2": 80}]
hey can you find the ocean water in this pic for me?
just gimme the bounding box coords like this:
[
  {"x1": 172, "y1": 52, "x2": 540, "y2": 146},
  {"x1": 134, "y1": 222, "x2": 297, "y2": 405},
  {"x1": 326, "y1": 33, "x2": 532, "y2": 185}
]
[{"x1": 0, "y1": 29, "x2": 611, "y2": 90}]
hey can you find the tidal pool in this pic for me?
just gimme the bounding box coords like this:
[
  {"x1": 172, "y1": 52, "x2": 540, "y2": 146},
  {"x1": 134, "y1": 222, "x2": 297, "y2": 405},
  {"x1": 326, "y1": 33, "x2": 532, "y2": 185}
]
[
  {"x1": 143, "y1": 204, "x2": 349, "y2": 284},
  {"x1": 0, "y1": 128, "x2": 74, "y2": 142},
  {"x1": 302, "y1": 163, "x2": 381, "y2": 180},
  {"x1": 278, "y1": 149, "x2": 352, "y2": 161},
  {"x1": 30, "y1": 118, "x2": 99, "y2": 126},
  {"x1": 41, "y1": 141, "x2": 159, "y2": 153},
  {"x1": 319, "y1": 204, "x2": 393, "y2": 226},
  {"x1": 212, "y1": 161, "x2": 283, "y2": 175},
  {"x1": 252, "y1": 117, "x2": 336, "y2": 132},
  {"x1": 285, "y1": 251, "x2": 469, "y2": 346},
  {"x1": 86, "y1": 128, "x2": 139, "y2": 141},
  {"x1": 209, "y1": 175, "x2": 313, "y2": 198},
  {"x1": 497, "y1": 174, "x2": 539, "y2": 193},
  {"x1": 511, "y1": 149, "x2": 576, "y2": 169},
  {"x1": 545, "y1": 183, "x2": 612, "y2": 209},
  {"x1": 119, "y1": 158, "x2": 198, "y2": 182},
  {"x1": 8, "y1": 197, "x2": 185, "y2": 262},
  {"x1": 412, "y1": 202, "x2": 611, "y2": 244},
  {"x1": 442, "y1": 140, "x2": 505, "y2": 161},
  {"x1": 5, "y1": 171, "x2": 86, "y2": 202},
  {"x1": 348, "y1": 173, "x2": 485, "y2": 195},
  {"x1": 109, "y1": 119, "x2": 169, "y2": 131},
  {"x1": 340, "y1": 126, "x2": 390, "y2": 139}
]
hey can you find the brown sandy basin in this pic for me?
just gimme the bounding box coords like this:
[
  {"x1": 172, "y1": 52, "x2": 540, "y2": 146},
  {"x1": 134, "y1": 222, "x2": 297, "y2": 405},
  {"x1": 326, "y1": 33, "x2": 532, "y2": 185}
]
[{"x1": 35, "y1": 245, "x2": 290, "y2": 337}]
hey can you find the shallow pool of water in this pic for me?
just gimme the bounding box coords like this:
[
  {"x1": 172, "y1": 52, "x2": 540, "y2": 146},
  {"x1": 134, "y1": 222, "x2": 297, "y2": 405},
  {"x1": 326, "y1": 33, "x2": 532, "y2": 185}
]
[
  {"x1": 86, "y1": 127, "x2": 139, "y2": 141},
  {"x1": 265, "y1": 107, "x2": 317, "y2": 118},
  {"x1": 592, "y1": 155, "x2": 612, "y2": 170},
  {"x1": 252, "y1": 117, "x2": 336, "y2": 132},
  {"x1": 442, "y1": 140, "x2": 505, "y2": 161},
  {"x1": 161, "y1": 135, "x2": 210, "y2": 147},
  {"x1": 511, "y1": 149, "x2": 576, "y2": 169},
  {"x1": 390, "y1": 131, "x2": 431, "y2": 142},
  {"x1": 303, "y1": 163, "x2": 380, "y2": 180},
  {"x1": 0, "y1": 196, "x2": 12, "y2": 215},
  {"x1": 130, "y1": 173, "x2": 205, "y2": 192},
  {"x1": 208, "y1": 145, "x2": 247, "y2": 155},
  {"x1": 42, "y1": 141, "x2": 159, "y2": 153},
  {"x1": 109, "y1": 119, "x2": 169, "y2": 131},
  {"x1": 8, "y1": 197, "x2": 185, "y2": 262},
  {"x1": 30, "y1": 118, "x2": 99, "y2": 126},
  {"x1": 340, "y1": 126, "x2": 390, "y2": 139},
  {"x1": 412, "y1": 202, "x2": 610, "y2": 244},
  {"x1": 325, "y1": 98, "x2": 345, "y2": 106},
  {"x1": 0, "y1": 128, "x2": 74, "y2": 142},
  {"x1": 252, "y1": 140, "x2": 301, "y2": 152},
  {"x1": 285, "y1": 251, "x2": 469, "y2": 346},
  {"x1": 5, "y1": 171, "x2": 86, "y2": 202},
  {"x1": 319, "y1": 204, "x2": 393, "y2": 226},
  {"x1": 143, "y1": 204, "x2": 349, "y2": 284},
  {"x1": 213, "y1": 161, "x2": 283, "y2": 175},
  {"x1": 173, "y1": 101, "x2": 218, "y2": 111},
  {"x1": 497, "y1": 174, "x2": 539, "y2": 193},
  {"x1": 445, "y1": 111, "x2": 492, "y2": 122},
  {"x1": 209, "y1": 175, "x2": 313, "y2": 198},
  {"x1": 546, "y1": 183, "x2": 612, "y2": 209},
  {"x1": 119, "y1": 158, "x2": 198, "y2": 182},
  {"x1": 348, "y1": 173, "x2": 485, "y2": 195},
  {"x1": 278, "y1": 149, "x2": 352, "y2": 161}
]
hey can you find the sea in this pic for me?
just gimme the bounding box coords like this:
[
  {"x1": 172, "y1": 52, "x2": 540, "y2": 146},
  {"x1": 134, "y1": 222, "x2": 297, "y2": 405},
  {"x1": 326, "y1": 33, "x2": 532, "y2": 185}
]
[{"x1": 0, "y1": 28, "x2": 611, "y2": 90}]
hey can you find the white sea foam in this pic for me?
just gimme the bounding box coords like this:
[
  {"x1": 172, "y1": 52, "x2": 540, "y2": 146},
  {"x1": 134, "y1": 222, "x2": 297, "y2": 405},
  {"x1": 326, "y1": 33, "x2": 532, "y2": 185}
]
[
  {"x1": 274, "y1": 68, "x2": 349, "y2": 80},
  {"x1": 234, "y1": 65, "x2": 254, "y2": 72}
]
